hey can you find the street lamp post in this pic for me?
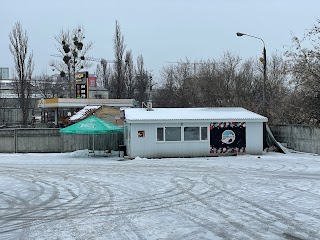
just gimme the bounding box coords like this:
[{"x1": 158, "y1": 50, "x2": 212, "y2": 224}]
[{"x1": 236, "y1": 32, "x2": 267, "y2": 117}]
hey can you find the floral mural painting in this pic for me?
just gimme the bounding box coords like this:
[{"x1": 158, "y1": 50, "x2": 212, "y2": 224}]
[{"x1": 210, "y1": 122, "x2": 246, "y2": 154}]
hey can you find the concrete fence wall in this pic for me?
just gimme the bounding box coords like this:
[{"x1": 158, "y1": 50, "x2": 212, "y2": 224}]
[
  {"x1": 1, "y1": 125, "x2": 318, "y2": 154},
  {"x1": 270, "y1": 124, "x2": 320, "y2": 154},
  {"x1": 0, "y1": 128, "x2": 123, "y2": 153}
]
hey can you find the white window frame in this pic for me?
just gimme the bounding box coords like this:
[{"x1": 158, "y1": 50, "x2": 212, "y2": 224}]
[
  {"x1": 184, "y1": 126, "x2": 200, "y2": 141},
  {"x1": 201, "y1": 126, "x2": 208, "y2": 141},
  {"x1": 156, "y1": 125, "x2": 209, "y2": 142},
  {"x1": 164, "y1": 127, "x2": 181, "y2": 141}
]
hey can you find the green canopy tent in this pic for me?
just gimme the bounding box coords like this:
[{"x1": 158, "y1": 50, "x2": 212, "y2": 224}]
[{"x1": 60, "y1": 115, "x2": 123, "y2": 154}]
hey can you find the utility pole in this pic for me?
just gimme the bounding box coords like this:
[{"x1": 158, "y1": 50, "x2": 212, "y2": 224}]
[{"x1": 236, "y1": 32, "x2": 267, "y2": 117}]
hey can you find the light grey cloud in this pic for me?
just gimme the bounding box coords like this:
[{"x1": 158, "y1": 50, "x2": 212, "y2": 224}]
[{"x1": 1, "y1": 0, "x2": 319, "y2": 78}]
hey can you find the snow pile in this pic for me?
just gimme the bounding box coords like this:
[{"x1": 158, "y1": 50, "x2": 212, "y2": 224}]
[
  {"x1": 133, "y1": 156, "x2": 148, "y2": 160},
  {"x1": 69, "y1": 149, "x2": 92, "y2": 157},
  {"x1": 69, "y1": 105, "x2": 101, "y2": 121},
  {"x1": 70, "y1": 149, "x2": 116, "y2": 157}
]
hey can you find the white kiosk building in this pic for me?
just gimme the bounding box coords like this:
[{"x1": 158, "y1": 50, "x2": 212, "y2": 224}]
[{"x1": 122, "y1": 107, "x2": 267, "y2": 158}]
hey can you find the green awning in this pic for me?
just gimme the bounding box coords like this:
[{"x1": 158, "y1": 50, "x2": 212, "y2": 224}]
[{"x1": 60, "y1": 115, "x2": 123, "y2": 135}]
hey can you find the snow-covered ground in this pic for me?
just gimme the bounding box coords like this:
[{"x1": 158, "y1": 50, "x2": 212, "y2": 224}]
[{"x1": 0, "y1": 151, "x2": 319, "y2": 240}]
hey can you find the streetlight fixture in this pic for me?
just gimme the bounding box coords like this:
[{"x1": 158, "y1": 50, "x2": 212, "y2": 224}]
[{"x1": 236, "y1": 32, "x2": 267, "y2": 117}]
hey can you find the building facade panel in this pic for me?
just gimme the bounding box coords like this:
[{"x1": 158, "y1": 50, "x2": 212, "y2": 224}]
[{"x1": 124, "y1": 108, "x2": 267, "y2": 158}]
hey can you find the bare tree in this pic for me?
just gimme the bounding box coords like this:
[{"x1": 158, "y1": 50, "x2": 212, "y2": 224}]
[
  {"x1": 95, "y1": 62, "x2": 113, "y2": 90},
  {"x1": 95, "y1": 64, "x2": 103, "y2": 88},
  {"x1": 50, "y1": 26, "x2": 93, "y2": 98},
  {"x1": 124, "y1": 50, "x2": 135, "y2": 98},
  {"x1": 9, "y1": 22, "x2": 34, "y2": 126},
  {"x1": 263, "y1": 54, "x2": 292, "y2": 123},
  {"x1": 196, "y1": 60, "x2": 223, "y2": 107},
  {"x1": 285, "y1": 20, "x2": 320, "y2": 124},
  {"x1": 134, "y1": 55, "x2": 149, "y2": 104},
  {"x1": 155, "y1": 52, "x2": 293, "y2": 124},
  {"x1": 32, "y1": 73, "x2": 65, "y2": 98},
  {"x1": 153, "y1": 65, "x2": 179, "y2": 107},
  {"x1": 110, "y1": 21, "x2": 126, "y2": 99}
]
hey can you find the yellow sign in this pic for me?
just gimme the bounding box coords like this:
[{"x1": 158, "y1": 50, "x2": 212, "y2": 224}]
[{"x1": 75, "y1": 73, "x2": 84, "y2": 79}]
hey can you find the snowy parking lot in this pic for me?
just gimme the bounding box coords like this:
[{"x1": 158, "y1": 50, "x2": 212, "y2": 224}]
[{"x1": 0, "y1": 151, "x2": 320, "y2": 240}]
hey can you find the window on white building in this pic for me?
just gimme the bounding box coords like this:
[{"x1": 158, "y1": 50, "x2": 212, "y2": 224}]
[
  {"x1": 201, "y1": 127, "x2": 208, "y2": 140},
  {"x1": 165, "y1": 127, "x2": 181, "y2": 141},
  {"x1": 184, "y1": 127, "x2": 200, "y2": 141},
  {"x1": 157, "y1": 126, "x2": 208, "y2": 142},
  {"x1": 157, "y1": 127, "x2": 164, "y2": 141}
]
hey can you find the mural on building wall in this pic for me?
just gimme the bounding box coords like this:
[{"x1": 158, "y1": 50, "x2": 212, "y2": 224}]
[{"x1": 210, "y1": 122, "x2": 246, "y2": 154}]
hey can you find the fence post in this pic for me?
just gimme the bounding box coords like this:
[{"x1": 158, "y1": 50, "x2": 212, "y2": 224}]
[{"x1": 14, "y1": 129, "x2": 17, "y2": 153}]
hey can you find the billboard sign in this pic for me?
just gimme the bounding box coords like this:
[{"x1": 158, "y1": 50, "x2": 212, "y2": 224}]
[
  {"x1": 75, "y1": 72, "x2": 88, "y2": 98},
  {"x1": 88, "y1": 76, "x2": 97, "y2": 87}
]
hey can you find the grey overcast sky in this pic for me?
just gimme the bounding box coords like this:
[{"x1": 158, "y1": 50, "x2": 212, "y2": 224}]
[{"x1": 1, "y1": 0, "x2": 319, "y2": 80}]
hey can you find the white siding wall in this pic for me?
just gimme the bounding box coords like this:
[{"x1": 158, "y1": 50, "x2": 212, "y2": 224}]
[
  {"x1": 126, "y1": 121, "x2": 264, "y2": 158},
  {"x1": 246, "y1": 122, "x2": 264, "y2": 155},
  {"x1": 123, "y1": 123, "x2": 131, "y2": 156},
  {"x1": 128, "y1": 122, "x2": 210, "y2": 158}
]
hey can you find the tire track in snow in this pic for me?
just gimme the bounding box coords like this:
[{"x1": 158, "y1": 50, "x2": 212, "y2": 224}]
[
  {"x1": 203, "y1": 175, "x2": 320, "y2": 239},
  {"x1": 0, "y1": 170, "x2": 113, "y2": 235}
]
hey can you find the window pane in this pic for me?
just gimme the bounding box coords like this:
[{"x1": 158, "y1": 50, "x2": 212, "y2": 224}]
[
  {"x1": 157, "y1": 128, "x2": 164, "y2": 141},
  {"x1": 165, "y1": 127, "x2": 181, "y2": 141},
  {"x1": 184, "y1": 127, "x2": 200, "y2": 141},
  {"x1": 201, "y1": 127, "x2": 208, "y2": 140}
]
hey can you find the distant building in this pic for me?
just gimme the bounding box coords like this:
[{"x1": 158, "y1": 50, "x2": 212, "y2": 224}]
[
  {"x1": 37, "y1": 98, "x2": 137, "y2": 127},
  {"x1": 88, "y1": 75, "x2": 109, "y2": 99},
  {"x1": 0, "y1": 67, "x2": 9, "y2": 79},
  {"x1": 0, "y1": 71, "x2": 113, "y2": 126}
]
